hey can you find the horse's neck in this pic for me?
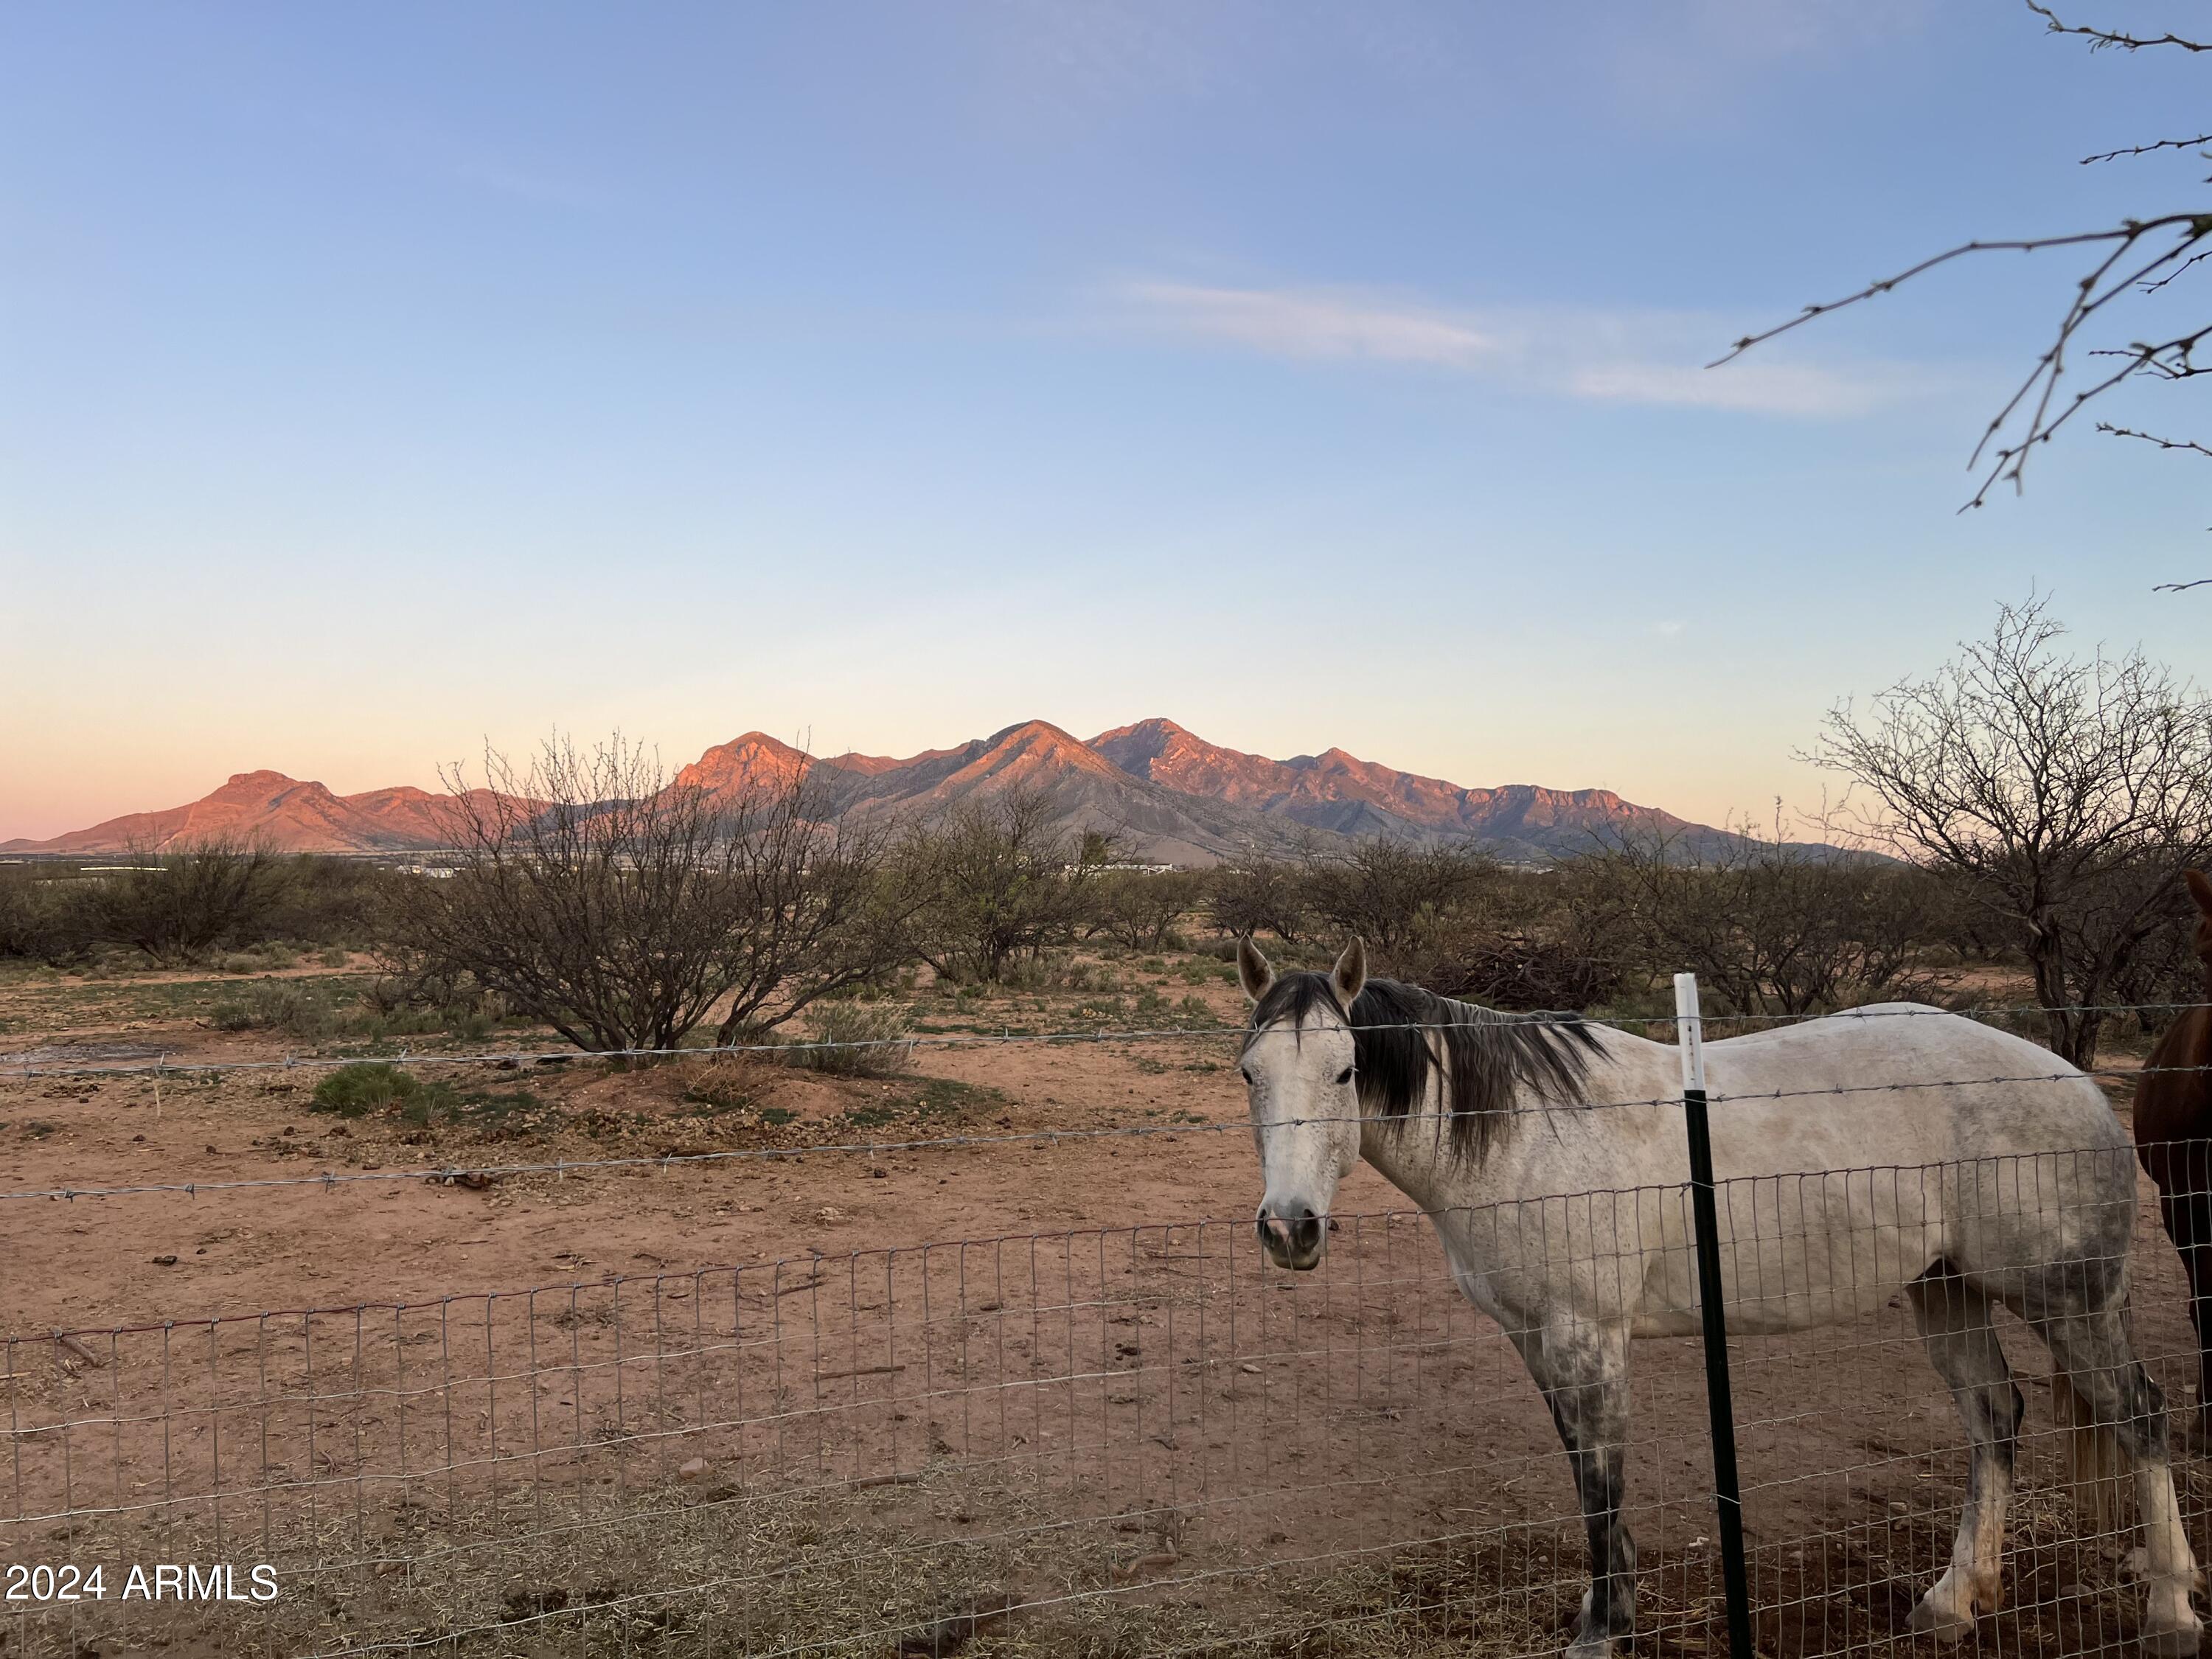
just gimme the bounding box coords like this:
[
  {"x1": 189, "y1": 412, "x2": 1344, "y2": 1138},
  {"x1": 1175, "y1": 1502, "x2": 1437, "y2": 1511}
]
[
  {"x1": 1356, "y1": 1068, "x2": 1503, "y2": 1216},
  {"x1": 1352, "y1": 1020, "x2": 1652, "y2": 1215}
]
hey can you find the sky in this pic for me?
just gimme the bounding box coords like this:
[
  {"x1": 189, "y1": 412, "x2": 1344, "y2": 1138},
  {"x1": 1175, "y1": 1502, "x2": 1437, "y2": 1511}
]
[{"x1": 5, "y1": 1, "x2": 2212, "y2": 841}]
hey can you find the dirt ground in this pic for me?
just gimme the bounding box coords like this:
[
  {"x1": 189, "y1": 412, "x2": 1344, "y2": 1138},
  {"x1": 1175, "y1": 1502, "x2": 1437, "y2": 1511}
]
[{"x1": 0, "y1": 959, "x2": 2204, "y2": 1659}]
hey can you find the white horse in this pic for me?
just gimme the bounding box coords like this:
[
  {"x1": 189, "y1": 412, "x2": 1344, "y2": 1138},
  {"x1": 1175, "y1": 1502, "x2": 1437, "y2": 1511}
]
[{"x1": 1237, "y1": 937, "x2": 2199, "y2": 1658}]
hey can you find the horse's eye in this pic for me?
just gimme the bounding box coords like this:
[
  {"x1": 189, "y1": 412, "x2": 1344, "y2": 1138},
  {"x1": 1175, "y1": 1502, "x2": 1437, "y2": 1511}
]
[
  {"x1": 1335, "y1": 1066, "x2": 1354, "y2": 1086},
  {"x1": 1239, "y1": 1064, "x2": 1256, "y2": 1085}
]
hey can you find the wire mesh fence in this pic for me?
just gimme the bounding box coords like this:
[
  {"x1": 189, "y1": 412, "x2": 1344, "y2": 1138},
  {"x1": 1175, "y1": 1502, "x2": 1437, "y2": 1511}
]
[
  {"x1": 5, "y1": 1145, "x2": 2211, "y2": 1658},
  {"x1": 4, "y1": 988, "x2": 2211, "y2": 1658}
]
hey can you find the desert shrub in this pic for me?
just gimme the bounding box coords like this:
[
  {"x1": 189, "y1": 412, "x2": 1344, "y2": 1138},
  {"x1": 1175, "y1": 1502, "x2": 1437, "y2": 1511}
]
[
  {"x1": 83, "y1": 841, "x2": 291, "y2": 964},
  {"x1": 675, "y1": 1060, "x2": 766, "y2": 1114},
  {"x1": 1, "y1": 853, "x2": 400, "y2": 967},
  {"x1": 2097, "y1": 865, "x2": 2212, "y2": 1039},
  {"x1": 898, "y1": 790, "x2": 1116, "y2": 983},
  {"x1": 388, "y1": 735, "x2": 908, "y2": 1054},
  {"x1": 784, "y1": 1000, "x2": 915, "y2": 1078},
  {"x1": 1085, "y1": 869, "x2": 1202, "y2": 952},
  {"x1": 265, "y1": 858, "x2": 394, "y2": 948},
  {"x1": 1205, "y1": 855, "x2": 1310, "y2": 944},
  {"x1": 0, "y1": 868, "x2": 79, "y2": 962},
  {"x1": 216, "y1": 944, "x2": 297, "y2": 973},
  {"x1": 208, "y1": 981, "x2": 340, "y2": 1039},
  {"x1": 311, "y1": 1062, "x2": 424, "y2": 1116},
  {"x1": 1408, "y1": 935, "x2": 1619, "y2": 1012},
  {"x1": 995, "y1": 950, "x2": 1118, "y2": 994},
  {"x1": 1559, "y1": 830, "x2": 1949, "y2": 1018},
  {"x1": 1298, "y1": 841, "x2": 1506, "y2": 957}
]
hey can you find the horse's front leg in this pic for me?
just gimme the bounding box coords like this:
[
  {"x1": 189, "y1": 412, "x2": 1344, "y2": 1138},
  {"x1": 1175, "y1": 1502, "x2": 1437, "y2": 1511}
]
[{"x1": 1516, "y1": 1318, "x2": 1635, "y2": 1659}]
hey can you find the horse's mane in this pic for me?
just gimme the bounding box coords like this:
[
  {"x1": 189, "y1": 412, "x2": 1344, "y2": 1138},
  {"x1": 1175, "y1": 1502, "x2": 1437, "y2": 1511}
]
[{"x1": 1244, "y1": 972, "x2": 1604, "y2": 1165}]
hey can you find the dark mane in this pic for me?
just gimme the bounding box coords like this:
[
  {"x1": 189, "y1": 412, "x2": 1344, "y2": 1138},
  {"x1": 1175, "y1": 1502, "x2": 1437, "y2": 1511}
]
[{"x1": 1244, "y1": 971, "x2": 1604, "y2": 1164}]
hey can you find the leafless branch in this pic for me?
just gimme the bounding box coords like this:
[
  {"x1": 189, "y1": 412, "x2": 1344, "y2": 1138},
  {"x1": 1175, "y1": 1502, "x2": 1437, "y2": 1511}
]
[
  {"x1": 1712, "y1": 215, "x2": 2212, "y2": 508},
  {"x1": 2100, "y1": 422, "x2": 2212, "y2": 459},
  {"x1": 2082, "y1": 133, "x2": 2212, "y2": 164},
  {"x1": 2026, "y1": 1, "x2": 2212, "y2": 54}
]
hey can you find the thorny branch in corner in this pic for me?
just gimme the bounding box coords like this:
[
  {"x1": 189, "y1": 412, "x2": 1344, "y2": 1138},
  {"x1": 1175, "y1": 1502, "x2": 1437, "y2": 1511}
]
[{"x1": 1712, "y1": 2, "x2": 2212, "y2": 587}]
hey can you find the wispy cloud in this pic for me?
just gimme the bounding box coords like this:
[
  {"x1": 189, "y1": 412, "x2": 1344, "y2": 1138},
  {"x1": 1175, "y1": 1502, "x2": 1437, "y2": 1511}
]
[
  {"x1": 1119, "y1": 282, "x2": 1495, "y2": 370},
  {"x1": 1108, "y1": 279, "x2": 1918, "y2": 417}
]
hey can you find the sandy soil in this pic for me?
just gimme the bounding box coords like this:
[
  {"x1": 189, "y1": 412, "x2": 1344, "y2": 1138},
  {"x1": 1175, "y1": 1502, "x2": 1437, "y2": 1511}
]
[{"x1": 0, "y1": 963, "x2": 2202, "y2": 1658}]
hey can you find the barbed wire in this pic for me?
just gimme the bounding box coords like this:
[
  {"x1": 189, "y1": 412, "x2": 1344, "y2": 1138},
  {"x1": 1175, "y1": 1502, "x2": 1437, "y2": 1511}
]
[
  {"x1": 6, "y1": 997, "x2": 2206, "y2": 1082},
  {"x1": 0, "y1": 1057, "x2": 2199, "y2": 1208}
]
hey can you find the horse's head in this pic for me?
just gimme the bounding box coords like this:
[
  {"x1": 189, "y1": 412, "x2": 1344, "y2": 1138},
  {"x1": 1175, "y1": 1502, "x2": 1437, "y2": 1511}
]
[
  {"x1": 1237, "y1": 936, "x2": 1367, "y2": 1271},
  {"x1": 2186, "y1": 870, "x2": 2212, "y2": 981}
]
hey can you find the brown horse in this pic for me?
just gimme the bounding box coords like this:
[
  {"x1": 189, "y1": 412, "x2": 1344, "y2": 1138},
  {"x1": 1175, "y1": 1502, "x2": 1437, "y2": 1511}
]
[{"x1": 2134, "y1": 869, "x2": 2212, "y2": 1425}]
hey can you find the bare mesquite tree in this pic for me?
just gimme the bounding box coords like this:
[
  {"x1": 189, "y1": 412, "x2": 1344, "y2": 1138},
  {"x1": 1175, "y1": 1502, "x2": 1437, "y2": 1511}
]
[
  {"x1": 1815, "y1": 599, "x2": 2212, "y2": 1063},
  {"x1": 1718, "y1": 3, "x2": 2212, "y2": 585},
  {"x1": 1205, "y1": 852, "x2": 1312, "y2": 944},
  {"x1": 1084, "y1": 868, "x2": 1203, "y2": 953},
  {"x1": 391, "y1": 734, "x2": 901, "y2": 1054},
  {"x1": 95, "y1": 838, "x2": 291, "y2": 964},
  {"x1": 1566, "y1": 821, "x2": 1949, "y2": 1018},
  {"x1": 900, "y1": 790, "x2": 1118, "y2": 983},
  {"x1": 1297, "y1": 838, "x2": 1503, "y2": 958}
]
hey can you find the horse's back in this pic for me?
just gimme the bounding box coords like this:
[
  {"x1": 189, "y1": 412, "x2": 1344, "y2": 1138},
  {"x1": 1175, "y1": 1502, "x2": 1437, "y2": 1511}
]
[
  {"x1": 1688, "y1": 1005, "x2": 2133, "y2": 1325},
  {"x1": 1704, "y1": 1002, "x2": 2125, "y2": 1175},
  {"x1": 1439, "y1": 1004, "x2": 2134, "y2": 1334}
]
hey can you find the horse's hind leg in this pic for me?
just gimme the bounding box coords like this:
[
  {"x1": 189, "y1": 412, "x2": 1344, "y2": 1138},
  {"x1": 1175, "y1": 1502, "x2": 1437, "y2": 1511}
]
[
  {"x1": 1906, "y1": 1265, "x2": 2022, "y2": 1641},
  {"x1": 1515, "y1": 1320, "x2": 1635, "y2": 1659},
  {"x1": 2042, "y1": 1309, "x2": 2202, "y2": 1656},
  {"x1": 2149, "y1": 1141, "x2": 2212, "y2": 1430}
]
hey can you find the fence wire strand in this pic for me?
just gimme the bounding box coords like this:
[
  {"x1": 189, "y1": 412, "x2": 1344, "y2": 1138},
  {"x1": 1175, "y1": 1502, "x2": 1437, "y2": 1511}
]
[{"x1": 4, "y1": 997, "x2": 2211, "y2": 1656}]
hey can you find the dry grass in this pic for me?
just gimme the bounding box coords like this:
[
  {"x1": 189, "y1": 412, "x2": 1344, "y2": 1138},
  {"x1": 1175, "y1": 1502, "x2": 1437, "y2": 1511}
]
[{"x1": 15, "y1": 1444, "x2": 2183, "y2": 1659}]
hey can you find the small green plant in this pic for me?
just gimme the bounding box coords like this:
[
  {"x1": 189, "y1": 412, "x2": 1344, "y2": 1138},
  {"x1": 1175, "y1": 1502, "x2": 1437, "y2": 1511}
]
[
  {"x1": 312, "y1": 1062, "x2": 426, "y2": 1118},
  {"x1": 442, "y1": 1088, "x2": 546, "y2": 1134},
  {"x1": 914, "y1": 1077, "x2": 1006, "y2": 1115},
  {"x1": 209, "y1": 981, "x2": 338, "y2": 1039},
  {"x1": 318, "y1": 947, "x2": 349, "y2": 969},
  {"x1": 759, "y1": 1106, "x2": 799, "y2": 1127}
]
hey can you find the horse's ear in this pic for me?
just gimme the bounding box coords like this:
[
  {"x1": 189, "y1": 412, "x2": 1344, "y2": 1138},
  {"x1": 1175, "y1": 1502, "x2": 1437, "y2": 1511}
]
[
  {"x1": 2186, "y1": 869, "x2": 2212, "y2": 918},
  {"x1": 1237, "y1": 936, "x2": 1276, "y2": 1002},
  {"x1": 1331, "y1": 937, "x2": 1367, "y2": 1008}
]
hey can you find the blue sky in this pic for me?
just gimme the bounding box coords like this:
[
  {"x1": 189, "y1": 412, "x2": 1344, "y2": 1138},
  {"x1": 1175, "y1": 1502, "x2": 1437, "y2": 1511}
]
[{"x1": 5, "y1": 1, "x2": 2211, "y2": 840}]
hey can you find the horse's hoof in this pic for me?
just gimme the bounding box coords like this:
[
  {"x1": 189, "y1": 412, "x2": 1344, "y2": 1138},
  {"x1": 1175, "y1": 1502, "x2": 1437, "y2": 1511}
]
[
  {"x1": 2141, "y1": 1613, "x2": 2203, "y2": 1659},
  {"x1": 1907, "y1": 1598, "x2": 1974, "y2": 1644}
]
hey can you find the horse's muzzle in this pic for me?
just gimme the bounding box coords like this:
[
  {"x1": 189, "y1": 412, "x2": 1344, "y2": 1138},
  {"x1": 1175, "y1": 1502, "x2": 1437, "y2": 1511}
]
[{"x1": 1257, "y1": 1205, "x2": 1326, "y2": 1270}]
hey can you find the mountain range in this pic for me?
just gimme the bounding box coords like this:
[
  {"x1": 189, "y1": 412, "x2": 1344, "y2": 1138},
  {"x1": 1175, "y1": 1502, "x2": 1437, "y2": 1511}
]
[{"x1": 3, "y1": 719, "x2": 1726, "y2": 864}]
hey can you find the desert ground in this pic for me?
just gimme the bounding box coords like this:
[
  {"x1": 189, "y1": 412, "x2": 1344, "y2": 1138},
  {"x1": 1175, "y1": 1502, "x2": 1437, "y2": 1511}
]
[{"x1": 0, "y1": 952, "x2": 2202, "y2": 1659}]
